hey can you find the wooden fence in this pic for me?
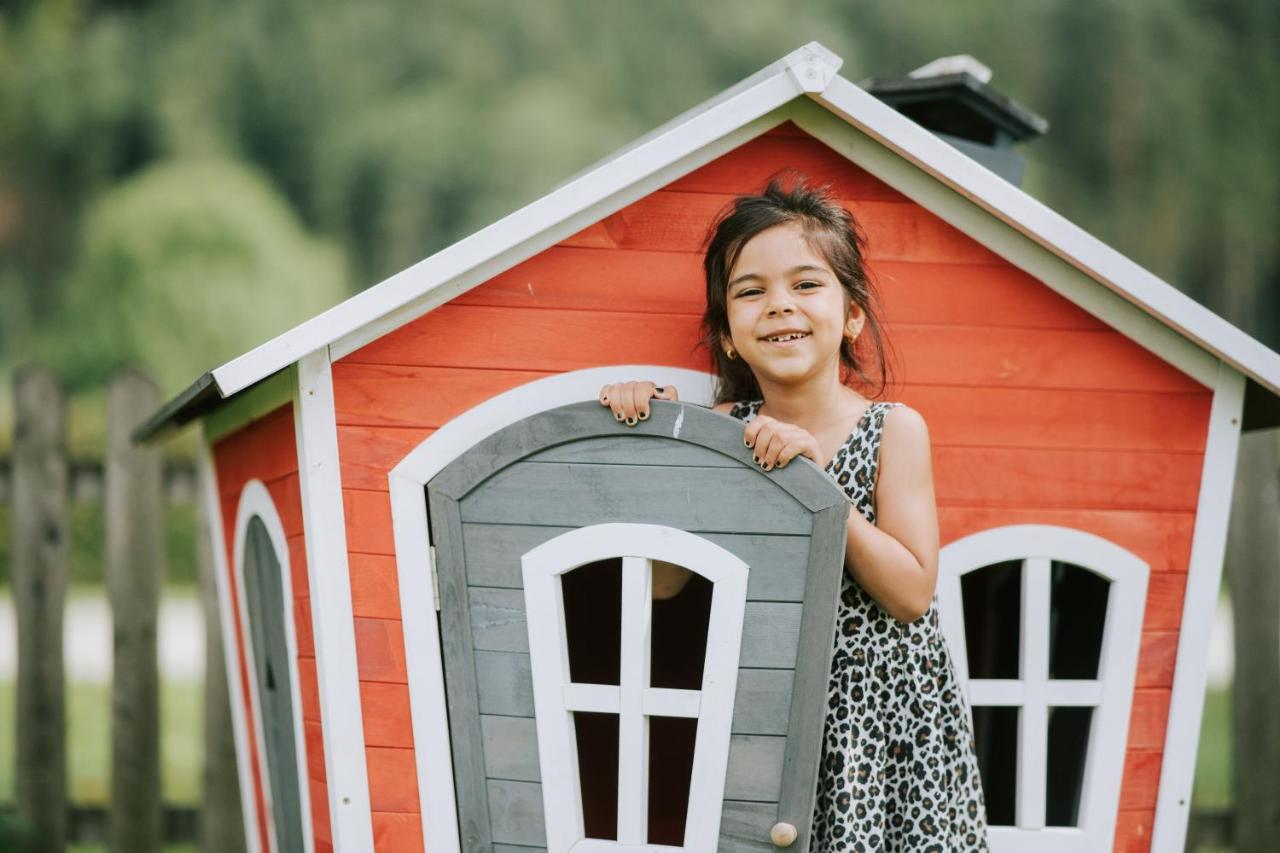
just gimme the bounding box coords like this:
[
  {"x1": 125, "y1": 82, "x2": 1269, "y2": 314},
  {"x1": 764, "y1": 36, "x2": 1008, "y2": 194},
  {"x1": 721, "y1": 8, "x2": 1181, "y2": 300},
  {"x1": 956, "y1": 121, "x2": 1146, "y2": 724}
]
[
  {"x1": 3, "y1": 362, "x2": 1279, "y2": 851},
  {"x1": 3, "y1": 365, "x2": 243, "y2": 853}
]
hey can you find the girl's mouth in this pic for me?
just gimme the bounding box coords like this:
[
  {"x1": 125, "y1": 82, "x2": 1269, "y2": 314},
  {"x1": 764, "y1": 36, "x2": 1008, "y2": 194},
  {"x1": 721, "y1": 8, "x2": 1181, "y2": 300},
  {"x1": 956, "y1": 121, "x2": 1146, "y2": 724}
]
[{"x1": 762, "y1": 332, "x2": 810, "y2": 345}]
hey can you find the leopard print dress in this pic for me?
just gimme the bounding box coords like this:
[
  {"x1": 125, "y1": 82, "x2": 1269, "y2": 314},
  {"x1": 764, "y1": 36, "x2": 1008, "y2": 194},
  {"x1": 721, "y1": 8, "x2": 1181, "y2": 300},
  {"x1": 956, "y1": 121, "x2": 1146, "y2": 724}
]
[{"x1": 730, "y1": 400, "x2": 989, "y2": 852}]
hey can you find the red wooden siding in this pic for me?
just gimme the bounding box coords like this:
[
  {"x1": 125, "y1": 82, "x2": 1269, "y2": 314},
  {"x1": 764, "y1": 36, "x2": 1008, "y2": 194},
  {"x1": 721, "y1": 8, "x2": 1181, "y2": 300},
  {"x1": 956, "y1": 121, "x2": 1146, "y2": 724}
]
[
  {"x1": 212, "y1": 403, "x2": 332, "y2": 852},
  {"x1": 333, "y1": 121, "x2": 1212, "y2": 852}
]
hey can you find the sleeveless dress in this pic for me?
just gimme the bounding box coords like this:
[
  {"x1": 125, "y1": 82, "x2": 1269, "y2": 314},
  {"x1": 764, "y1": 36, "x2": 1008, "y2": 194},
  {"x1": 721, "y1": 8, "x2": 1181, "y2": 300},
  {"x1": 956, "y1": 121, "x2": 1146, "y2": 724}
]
[{"x1": 729, "y1": 400, "x2": 989, "y2": 852}]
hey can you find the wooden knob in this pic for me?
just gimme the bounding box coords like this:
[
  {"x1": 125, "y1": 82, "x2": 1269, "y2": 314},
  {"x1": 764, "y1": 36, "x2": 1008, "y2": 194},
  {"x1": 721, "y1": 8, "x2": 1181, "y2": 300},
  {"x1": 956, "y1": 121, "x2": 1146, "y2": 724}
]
[{"x1": 770, "y1": 821, "x2": 798, "y2": 847}]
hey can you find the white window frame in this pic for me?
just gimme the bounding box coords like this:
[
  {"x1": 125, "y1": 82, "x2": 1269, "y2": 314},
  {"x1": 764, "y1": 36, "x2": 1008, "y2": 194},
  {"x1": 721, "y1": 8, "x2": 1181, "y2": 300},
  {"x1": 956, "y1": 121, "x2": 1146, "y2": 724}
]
[
  {"x1": 937, "y1": 524, "x2": 1148, "y2": 853},
  {"x1": 522, "y1": 522, "x2": 748, "y2": 853},
  {"x1": 233, "y1": 478, "x2": 315, "y2": 853}
]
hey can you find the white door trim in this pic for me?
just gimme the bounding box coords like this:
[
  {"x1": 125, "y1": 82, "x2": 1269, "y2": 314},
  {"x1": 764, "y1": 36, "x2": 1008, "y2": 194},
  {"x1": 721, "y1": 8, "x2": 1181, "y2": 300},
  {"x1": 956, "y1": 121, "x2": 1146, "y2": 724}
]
[{"x1": 389, "y1": 366, "x2": 715, "y2": 852}]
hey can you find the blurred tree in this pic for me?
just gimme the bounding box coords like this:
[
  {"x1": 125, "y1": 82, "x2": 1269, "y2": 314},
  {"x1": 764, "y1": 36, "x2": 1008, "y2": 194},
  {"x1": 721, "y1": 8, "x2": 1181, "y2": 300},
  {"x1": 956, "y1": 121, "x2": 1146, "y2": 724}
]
[{"x1": 42, "y1": 159, "x2": 347, "y2": 394}]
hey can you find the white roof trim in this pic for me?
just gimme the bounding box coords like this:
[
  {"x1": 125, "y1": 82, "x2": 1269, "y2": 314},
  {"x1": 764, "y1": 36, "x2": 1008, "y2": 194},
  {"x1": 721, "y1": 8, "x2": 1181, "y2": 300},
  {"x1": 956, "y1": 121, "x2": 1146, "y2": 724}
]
[{"x1": 180, "y1": 40, "x2": 1279, "y2": 415}]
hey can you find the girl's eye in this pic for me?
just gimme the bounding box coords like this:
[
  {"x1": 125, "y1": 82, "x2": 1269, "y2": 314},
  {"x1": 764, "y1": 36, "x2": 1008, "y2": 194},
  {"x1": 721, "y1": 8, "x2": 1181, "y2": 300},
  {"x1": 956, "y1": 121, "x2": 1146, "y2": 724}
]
[
  {"x1": 796, "y1": 280, "x2": 821, "y2": 289},
  {"x1": 734, "y1": 287, "x2": 763, "y2": 298}
]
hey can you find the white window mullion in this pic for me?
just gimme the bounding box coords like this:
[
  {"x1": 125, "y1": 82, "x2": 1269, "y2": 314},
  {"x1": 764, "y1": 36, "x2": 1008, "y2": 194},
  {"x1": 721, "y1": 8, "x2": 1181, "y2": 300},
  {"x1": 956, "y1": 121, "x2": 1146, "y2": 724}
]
[
  {"x1": 617, "y1": 556, "x2": 652, "y2": 844},
  {"x1": 1018, "y1": 557, "x2": 1050, "y2": 830}
]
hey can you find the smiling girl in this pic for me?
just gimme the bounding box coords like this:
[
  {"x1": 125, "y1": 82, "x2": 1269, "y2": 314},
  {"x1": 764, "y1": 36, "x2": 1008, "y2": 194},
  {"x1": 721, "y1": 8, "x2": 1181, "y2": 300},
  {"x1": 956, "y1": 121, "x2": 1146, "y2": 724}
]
[{"x1": 600, "y1": 177, "x2": 989, "y2": 851}]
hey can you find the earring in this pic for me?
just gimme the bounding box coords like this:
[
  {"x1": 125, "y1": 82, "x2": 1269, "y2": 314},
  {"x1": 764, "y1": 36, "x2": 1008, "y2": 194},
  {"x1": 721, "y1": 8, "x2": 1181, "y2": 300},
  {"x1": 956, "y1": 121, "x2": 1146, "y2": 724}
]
[{"x1": 725, "y1": 347, "x2": 737, "y2": 360}]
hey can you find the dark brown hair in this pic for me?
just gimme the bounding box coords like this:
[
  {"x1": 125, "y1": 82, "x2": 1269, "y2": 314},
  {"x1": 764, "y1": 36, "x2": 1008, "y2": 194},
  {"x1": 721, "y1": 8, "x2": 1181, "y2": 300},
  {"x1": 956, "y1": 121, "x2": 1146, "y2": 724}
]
[{"x1": 700, "y1": 172, "x2": 895, "y2": 405}]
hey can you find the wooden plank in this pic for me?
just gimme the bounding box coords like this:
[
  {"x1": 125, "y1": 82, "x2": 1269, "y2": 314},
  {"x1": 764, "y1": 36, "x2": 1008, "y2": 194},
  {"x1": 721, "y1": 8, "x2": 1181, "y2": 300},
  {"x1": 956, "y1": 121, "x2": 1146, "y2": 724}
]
[
  {"x1": 526, "y1": 435, "x2": 739, "y2": 467},
  {"x1": 724, "y1": 736, "x2": 786, "y2": 802},
  {"x1": 429, "y1": 491, "x2": 494, "y2": 850},
  {"x1": 337, "y1": 424, "x2": 434, "y2": 490},
  {"x1": 559, "y1": 190, "x2": 1004, "y2": 265},
  {"x1": 474, "y1": 650, "x2": 535, "y2": 717},
  {"x1": 934, "y1": 446, "x2": 1203, "y2": 513},
  {"x1": 106, "y1": 370, "x2": 163, "y2": 853},
  {"x1": 777, "y1": 503, "x2": 846, "y2": 851},
  {"x1": 359, "y1": 681, "x2": 414, "y2": 749},
  {"x1": 1118, "y1": 749, "x2": 1162, "y2": 811},
  {"x1": 718, "y1": 800, "x2": 778, "y2": 852},
  {"x1": 1128, "y1": 689, "x2": 1171, "y2": 752},
  {"x1": 664, "y1": 135, "x2": 911, "y2": 202},
  {"x1": 212, "y1": 405, "x2": 299, "y2": 497},
  {"x1": 11, "y1": 365, "x2": 69, "y2": 853},
  {"x1": 462, "y1": 524, "x2": 812, "y2": 602},
  {"x1": 196, "y1": 462, "x2": 247, "y2": 853},
  {"x1": 488, "y1": 780, "x2": 548, "y2": 848},
  {"x1": 341, "y1": 303, "x2": 705, "y2": 373},
  {"x1": 1112, "y1": 809, "x2": 1156, "y2": 853},
  {"x1": 334, "y1": 363, "x2": 550, "y2": 429},
  {"x1": 348, "y1": 553, "x2": 402, "y2": 619},
  {"x1": 459, "y1": 462, "x2": 810, "y2": 534},
  {"x1": 370, "y1": 812, "x2": 424, "y2": 853},
  {"x1": 469, "y1": 587, "x2": 530, "y2": 653},
  {"x1": 1142, "y1": 573, "x2": 1186, "y2": 632},
  {"x1": 480, "y1": 715, "x2": 542, "y2": 782},
  {"x1": 364, "y1": 747, "x2": 420, "y2": 813},
  {"x1": 1135, "y1": 631, "x2": 1178, "y2": 688},
  {"x1": 353, "y1": 617, "x2": 408, "y2": 683},
  {"x1": 343, "y1": 488, "x2": 396, "y2": 554},
  {"x1": 454, "y1": 246, "x2": 706, "y2": 314}
]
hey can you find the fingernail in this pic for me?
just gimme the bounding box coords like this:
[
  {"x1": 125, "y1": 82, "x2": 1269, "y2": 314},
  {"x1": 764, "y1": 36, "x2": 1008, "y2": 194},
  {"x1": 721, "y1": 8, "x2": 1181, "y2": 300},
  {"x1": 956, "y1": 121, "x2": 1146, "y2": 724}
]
[
  {"x1": 626, "y1": 416, "x2": 637, "y2": 426},
  {"x1": 601, "y1": 396, "x2": 609, "y2": 403},
  {"x1": 638, "y1": 411, "x2": 649, "y2": 421},
  {"x1": 763, "y1": 462, "x2": 772, "y2": 471},
  {"x1": 745, "y1": 440, "x2": 753, "y2": 448},
  {"x1": 615, "y1": 412, "x2": 623, "y2": 421},
  {"x1": 655, "y1": 386, "x2": 665, "y2": 392},
  {"x1": 753, "y1": 456, "x2": 760, "y2": 464}
]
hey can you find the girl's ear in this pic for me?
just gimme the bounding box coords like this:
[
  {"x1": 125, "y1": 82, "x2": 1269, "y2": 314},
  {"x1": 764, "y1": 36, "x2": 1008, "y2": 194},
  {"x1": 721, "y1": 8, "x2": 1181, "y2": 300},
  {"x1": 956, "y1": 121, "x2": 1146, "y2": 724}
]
[{"x1": 845, "y1": 304, "x2": 866, "y2": 337}]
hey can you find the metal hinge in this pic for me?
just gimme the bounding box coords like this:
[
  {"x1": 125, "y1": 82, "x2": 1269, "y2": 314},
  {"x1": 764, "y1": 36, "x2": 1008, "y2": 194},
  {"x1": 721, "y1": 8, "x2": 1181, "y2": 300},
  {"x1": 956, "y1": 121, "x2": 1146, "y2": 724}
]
[{"x1": 429, "y1": 545, "x2": 441, "y2": 611}]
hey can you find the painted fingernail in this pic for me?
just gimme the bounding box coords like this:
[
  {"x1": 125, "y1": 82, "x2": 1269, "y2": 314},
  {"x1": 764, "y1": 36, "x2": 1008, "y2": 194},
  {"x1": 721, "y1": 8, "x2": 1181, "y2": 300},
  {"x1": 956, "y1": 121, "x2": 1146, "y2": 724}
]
[
  {"x1": 626, "y1": 416, "x2": 637, "y2": 426},
  {"x1": 601, "y1": 396, "x2": 609, "y2": 403},
  {"x1": 655, "y1": 386, "x2": 665, "y2": 392},
  {"x1": 745, "y1": 440, "x2": 753, "y2": 448},
  {"x1": 615, "y1": 412, "x2": 624, "y2": 421},
  {"x1": 753, "y1": 456, "x2": 760, "y2": 464},
  {"x1": 763, "y1": 462, "x2": 773, "y2": 471},
  {"x1": 638, "y1": 411, "x2": 649, "y2": 421}
]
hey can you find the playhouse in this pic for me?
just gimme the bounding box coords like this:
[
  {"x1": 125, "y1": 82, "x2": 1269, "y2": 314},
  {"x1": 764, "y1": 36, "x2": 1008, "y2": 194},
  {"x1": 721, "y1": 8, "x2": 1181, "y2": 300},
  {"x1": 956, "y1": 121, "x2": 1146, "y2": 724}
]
[{"x1": 138, "y1": 43, "x2": 1280, "y2": 853}]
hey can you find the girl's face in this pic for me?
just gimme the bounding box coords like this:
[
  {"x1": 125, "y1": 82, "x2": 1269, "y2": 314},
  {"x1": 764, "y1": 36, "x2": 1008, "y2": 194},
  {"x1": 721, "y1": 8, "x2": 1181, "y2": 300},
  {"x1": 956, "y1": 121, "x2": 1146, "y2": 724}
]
[{"x1": 723, "y1": 222, "x2": 864, "y2": 389}]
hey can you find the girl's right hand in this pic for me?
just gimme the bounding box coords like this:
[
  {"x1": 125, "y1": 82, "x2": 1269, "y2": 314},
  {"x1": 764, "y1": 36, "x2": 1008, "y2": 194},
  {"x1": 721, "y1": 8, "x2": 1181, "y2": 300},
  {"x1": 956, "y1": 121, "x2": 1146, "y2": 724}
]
[{"x1": 598, "y1": 381, "x2": 679, "y2": 426}]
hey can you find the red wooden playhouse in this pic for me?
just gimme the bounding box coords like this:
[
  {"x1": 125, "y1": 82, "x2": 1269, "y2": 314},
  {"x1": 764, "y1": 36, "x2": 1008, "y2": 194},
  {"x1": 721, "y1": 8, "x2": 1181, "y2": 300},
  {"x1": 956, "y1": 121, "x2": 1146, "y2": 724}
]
[{"x1": 139, "y1": 43, "x2": 1280, "y2": 853}]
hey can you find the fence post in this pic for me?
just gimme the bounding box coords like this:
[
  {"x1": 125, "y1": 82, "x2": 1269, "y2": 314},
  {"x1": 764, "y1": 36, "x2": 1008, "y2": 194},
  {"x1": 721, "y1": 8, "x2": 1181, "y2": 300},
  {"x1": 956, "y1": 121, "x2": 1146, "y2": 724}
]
[
  {"x1": 1227, "y1": 429, "x2": 1280, "y2": 850},
  {"x1": 106, "y1": 370, "x2": 163, "y2": 853},
  {"x1": 197, "y1": 455, "x2": 246, "y2": 852},
  {"x1": 11, "y1": 365, "x2": 69, "y2": 852}
]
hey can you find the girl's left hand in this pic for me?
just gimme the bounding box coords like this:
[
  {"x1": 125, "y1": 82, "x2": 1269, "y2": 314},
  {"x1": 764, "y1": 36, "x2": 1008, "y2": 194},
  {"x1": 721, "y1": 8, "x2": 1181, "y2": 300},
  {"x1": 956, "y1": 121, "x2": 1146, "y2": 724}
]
[{"x1": 744, "y1": 415, "x2": 822, "y2": 471}]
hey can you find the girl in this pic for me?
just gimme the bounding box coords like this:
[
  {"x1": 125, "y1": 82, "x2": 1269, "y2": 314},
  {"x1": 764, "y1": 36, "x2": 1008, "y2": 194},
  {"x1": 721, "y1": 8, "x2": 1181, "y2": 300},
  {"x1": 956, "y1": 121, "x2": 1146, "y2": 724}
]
[{"x1": 599, "y1": 178, "x2": 990, "y2": 851}]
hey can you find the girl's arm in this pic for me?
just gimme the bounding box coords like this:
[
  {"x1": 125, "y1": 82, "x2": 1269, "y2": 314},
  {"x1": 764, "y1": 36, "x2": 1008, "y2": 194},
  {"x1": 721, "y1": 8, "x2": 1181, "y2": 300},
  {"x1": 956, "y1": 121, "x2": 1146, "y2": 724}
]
[{"x1": 843, "y1": 405, "x2": 940, "y2": 623}]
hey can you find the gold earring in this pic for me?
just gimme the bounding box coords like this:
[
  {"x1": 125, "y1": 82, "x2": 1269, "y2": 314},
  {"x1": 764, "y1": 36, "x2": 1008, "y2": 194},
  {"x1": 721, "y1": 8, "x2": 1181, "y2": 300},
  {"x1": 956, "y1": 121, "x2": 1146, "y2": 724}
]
[{"x1": 725, "y1": 347, "x2": 737, "y2": 360}]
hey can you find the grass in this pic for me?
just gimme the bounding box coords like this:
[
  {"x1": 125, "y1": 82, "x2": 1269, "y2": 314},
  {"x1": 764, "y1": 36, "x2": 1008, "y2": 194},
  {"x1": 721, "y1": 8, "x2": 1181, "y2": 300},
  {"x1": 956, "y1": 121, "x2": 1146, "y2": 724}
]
[{"x1": 1192, "y1": 687, "x2": 1232, "y2": 809}]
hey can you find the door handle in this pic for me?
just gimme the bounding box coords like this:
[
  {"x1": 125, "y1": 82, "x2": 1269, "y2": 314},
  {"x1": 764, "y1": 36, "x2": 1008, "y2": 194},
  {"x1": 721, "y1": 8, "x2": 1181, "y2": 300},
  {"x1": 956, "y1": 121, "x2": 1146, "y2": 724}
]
[{"x1": 770, "y1": 822, "x2": 798, "y2": 847}]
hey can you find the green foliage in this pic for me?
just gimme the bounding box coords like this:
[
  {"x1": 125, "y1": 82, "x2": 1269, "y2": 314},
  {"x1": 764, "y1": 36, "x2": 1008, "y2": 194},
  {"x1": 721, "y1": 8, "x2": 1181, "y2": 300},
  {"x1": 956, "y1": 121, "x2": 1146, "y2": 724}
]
[{"x1": 44, "y1": 159, "x2": 347, "y2": 395}]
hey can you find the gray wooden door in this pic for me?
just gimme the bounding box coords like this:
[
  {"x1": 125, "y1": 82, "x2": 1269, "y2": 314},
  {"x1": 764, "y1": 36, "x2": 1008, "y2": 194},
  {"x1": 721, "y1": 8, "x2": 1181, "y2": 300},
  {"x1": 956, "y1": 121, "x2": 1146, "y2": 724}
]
[
  {"x1": 243, "y1": 516, "x2": 305, "y2": 853},
  {"x1": 427, "y1": 401, "x2": 849, "y2": 853}
]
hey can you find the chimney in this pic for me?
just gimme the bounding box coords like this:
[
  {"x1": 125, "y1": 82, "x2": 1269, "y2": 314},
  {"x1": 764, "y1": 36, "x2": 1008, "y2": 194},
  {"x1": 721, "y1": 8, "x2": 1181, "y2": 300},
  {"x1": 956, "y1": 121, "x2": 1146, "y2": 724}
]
[{"x1": 860, "y1": 55, "x2": 1048, "y2": 187}]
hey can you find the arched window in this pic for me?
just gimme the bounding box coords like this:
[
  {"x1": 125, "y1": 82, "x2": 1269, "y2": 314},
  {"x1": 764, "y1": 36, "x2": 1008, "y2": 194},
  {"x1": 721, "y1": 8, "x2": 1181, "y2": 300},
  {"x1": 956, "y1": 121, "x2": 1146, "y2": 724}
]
[
  {"x1": 234, "y1": 480, "x2": 312, "y2": 853},
  {"x1": 937, "y1": 525, "x2": 1148, "y2": 852},
  {"x1": 522, "y1": 523, "x2": 748, "y2": 852}
]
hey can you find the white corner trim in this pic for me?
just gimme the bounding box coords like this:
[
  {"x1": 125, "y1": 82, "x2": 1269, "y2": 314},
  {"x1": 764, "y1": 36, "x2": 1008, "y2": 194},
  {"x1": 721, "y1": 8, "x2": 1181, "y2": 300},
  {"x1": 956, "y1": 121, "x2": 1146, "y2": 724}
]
[
  {"x1": 390, "y1": 366, "x2": 715, "y2": 851},
  {"x1": 231, "y1": 479, "x2": 316, "y2": 853},
  {"x1": 1152, "y1": 361, "x2": 1246, "y2": 851},
  {"x1": 810, "y1": 77, "x2": 1280, "y2": 396},
  {"x1": 521, "y1": 523, "x2": 748, "y2": 851},
  {"x1": 784, "y1": 41, "x2": 843, "y2": 93},
  {"x1": 294, "y1": 349, "x2": 374, "y2": 851},
  {"x1": 938, "y1": 524, "x2": 1149, "y2": 852},
  {"x1": 198, "y1": 438, "x2": 262, "y2": 853},
  {"x1": 788, "y1": 99, "x2": 1218, "y2": 390}
]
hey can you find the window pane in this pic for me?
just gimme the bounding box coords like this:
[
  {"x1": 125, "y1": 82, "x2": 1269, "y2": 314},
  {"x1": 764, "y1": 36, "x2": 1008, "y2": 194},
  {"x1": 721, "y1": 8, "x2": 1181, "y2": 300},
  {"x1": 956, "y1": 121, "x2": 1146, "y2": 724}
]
[
  {"x1": 1046, "y1": 706, "x2": 1093, "y2": 826},
  {"x1": 647, "y1": 716, "x2": 697, "y2": 845},
  {"x1": 651, "y1": 568, "x2": 712, "y2": 690},
  {"x1": 970, "y1": 706, "x2": 1018, "y2": 826},
  {"x1": 563, "y1": 558, "x2": 622, "y2": 685},
  {"x1": 962, "y1": 560, "x2": 1021, "y2": 679},
  {"x1": 1049, "y1": 561, "x2": 1110, "y2": 680},
  {"x1": 573, "y1": 712, "x2": 619, "y2": 839}
]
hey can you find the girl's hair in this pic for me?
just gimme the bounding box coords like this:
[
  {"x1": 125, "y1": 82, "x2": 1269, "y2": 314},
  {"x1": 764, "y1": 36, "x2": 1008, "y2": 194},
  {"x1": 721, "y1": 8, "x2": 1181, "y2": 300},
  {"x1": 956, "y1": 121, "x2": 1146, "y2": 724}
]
[{"x1": 700, "y1": 172, "x2": 895, "y2": 405}]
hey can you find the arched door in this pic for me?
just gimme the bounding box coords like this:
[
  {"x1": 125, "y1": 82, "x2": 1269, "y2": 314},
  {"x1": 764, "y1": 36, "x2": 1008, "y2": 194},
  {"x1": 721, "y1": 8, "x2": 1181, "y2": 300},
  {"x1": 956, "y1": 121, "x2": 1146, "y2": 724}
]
[{"x1": 426, "y1": 400, "x2": 850, "y2": 852}]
